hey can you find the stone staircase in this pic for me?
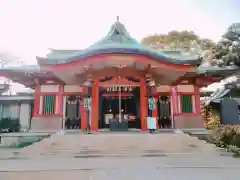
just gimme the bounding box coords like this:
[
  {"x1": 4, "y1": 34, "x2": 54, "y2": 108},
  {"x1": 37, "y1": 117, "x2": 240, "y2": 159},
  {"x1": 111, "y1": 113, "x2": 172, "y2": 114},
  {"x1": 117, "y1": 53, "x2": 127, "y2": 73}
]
[{"x1": 18, "y1": 132, "x2": 221, "y2": 158}]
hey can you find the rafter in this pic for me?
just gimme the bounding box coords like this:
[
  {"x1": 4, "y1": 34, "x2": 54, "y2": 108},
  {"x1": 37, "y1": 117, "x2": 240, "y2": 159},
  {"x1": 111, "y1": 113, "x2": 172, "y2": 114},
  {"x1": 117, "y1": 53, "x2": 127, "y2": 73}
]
[
  {"x1": 99, "y1": 76, "x2": 140, "y2": 86},
  {"x1": 91, "y1": 67, "x2": 145, "y2": 80}
]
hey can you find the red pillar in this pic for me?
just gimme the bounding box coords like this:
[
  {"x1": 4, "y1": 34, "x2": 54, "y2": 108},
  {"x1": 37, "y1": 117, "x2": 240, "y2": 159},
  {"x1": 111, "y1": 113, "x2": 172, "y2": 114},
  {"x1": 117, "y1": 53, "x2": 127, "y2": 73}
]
[
  {"x1": 171, "y1": 86, "x2": 178, "y2": 115},
  {"x1": 194, "y1": 86, "x2": 201, "y2": 115},
  {"x1": 171, "y1": 86, "x2": 178, "y2": 128},
  {"x1": 33, "y1": 85, "x2": 40, "y2": 116},
  {"x1": 58, "y1": 85, "x2": 63, "y2": 115},
  {"x1": 91, "y1": 81, "x2": 99, "y2": 132},
  {"x1": 140, "y1": 78, "x2": 148, "y2": 131},
  {"x1": 80, "y1": 99, "x2": 88, "y2": 130},
  {"x1": 81, "y1": 87, "x2": 88, "y2": 130}
]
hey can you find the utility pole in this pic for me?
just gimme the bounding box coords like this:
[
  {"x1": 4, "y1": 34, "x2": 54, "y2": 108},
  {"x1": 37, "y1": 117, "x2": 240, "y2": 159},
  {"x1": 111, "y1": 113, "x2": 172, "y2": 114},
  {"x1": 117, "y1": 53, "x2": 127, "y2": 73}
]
[
  {"x1": 85, "y1": 82, "x2": 92, "y2": 134},
  {"x1": 147, "y1": 79, "x2": 156, "y2": 133}
]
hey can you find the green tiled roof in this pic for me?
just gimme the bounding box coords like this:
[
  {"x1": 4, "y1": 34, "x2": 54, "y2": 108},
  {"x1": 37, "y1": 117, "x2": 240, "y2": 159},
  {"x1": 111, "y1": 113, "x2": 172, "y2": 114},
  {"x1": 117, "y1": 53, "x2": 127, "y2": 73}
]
[
  {"x1": 37, "y1": 20, "x2": 202, "y2": 65},
  {"x1": 196, "y1": 65, "x2": 238, "y2": 75},
  {"x1": 87, "y1": 21, "x2": 140, "y2": 48}
]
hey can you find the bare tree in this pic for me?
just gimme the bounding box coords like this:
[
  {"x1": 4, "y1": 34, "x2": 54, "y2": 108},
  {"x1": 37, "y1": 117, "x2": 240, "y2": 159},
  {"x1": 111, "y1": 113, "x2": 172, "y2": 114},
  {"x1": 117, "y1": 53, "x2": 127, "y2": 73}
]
[
  {"x1": 0, "y1": 51, "x2": 23, "y2": 68},
  {"x1": 0, "y1": 51, "x2": 24, "y2": 95},
  {"x1": 141, "y1": 31, "x2": 216, "y2": 64}
]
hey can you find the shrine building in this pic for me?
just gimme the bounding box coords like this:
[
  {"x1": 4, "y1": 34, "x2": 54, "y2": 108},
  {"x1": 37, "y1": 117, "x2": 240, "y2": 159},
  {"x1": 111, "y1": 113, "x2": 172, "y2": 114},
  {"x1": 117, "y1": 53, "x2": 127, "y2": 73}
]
[{"x1": 0, "y1": 19, "x2": 238, "y2": 132}]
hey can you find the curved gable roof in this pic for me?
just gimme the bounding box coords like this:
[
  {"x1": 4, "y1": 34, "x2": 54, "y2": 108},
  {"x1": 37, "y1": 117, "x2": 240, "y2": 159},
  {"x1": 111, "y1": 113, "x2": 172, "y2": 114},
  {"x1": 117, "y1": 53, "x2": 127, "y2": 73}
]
[{"x1": 37, "y1": 20, "x2": 202, "y2": 66}]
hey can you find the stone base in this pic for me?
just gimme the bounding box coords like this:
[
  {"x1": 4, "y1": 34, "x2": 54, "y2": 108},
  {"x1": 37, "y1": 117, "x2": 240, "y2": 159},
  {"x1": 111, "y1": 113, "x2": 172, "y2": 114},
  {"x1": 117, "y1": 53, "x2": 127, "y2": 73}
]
[
  {"x1": 30, "y1": 116, "x2": 63, "y2": 132},
  {"x1": 174, "y1": 115, "x2": 204, "y2": 129},
  {"x1": 109, "y1": 119, "x2": 128, "y2": 131},
  {"x1": 0, "y1": 132, "x2": 50, "y2": 147}
]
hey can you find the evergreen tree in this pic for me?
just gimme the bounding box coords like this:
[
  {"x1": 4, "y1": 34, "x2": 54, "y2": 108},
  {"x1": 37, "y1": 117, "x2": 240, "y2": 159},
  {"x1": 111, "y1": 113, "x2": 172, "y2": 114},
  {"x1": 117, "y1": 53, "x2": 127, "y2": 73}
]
[{"x1": 215, "y1": 23, "x2": 240, "y2": 66}]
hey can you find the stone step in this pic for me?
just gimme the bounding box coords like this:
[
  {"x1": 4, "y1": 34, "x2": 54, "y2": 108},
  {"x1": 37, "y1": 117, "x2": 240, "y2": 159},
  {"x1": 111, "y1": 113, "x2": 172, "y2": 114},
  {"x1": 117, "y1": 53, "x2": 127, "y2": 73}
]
[{"x1": 18, "y1": 133, "x2": 220, "y2": 158}]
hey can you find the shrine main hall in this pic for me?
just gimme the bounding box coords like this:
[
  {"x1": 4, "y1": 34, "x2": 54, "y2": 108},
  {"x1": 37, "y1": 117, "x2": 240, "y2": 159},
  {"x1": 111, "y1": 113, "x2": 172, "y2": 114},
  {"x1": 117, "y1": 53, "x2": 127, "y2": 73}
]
[{"x1": 0, "y1": 19, "x2": 237, "y2": 132}]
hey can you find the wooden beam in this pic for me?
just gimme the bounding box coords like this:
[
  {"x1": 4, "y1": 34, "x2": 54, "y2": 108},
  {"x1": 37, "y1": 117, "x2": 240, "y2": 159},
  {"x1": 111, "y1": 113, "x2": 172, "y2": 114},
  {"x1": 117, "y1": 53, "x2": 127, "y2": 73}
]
[
  {"x1": 48, "y1": 54, "x2": 195, "y2": 71},
  {"x1": 91, "y1": 67, "x2": 145, "y2": 80},
  {"x1": 99, "y1": 77, "x2": 140, "y2": 86}
]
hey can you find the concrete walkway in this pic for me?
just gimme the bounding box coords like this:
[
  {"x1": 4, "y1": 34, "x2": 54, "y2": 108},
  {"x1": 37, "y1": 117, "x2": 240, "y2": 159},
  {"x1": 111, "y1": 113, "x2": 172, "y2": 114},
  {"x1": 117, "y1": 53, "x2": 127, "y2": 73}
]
[
  {"x1": 0, "y1": 132, "x2": 240, "y2": 179},
  {"x1": 0, "y1": 155, "x2": 240, "y2": 180},
  {"x1": 18, "y1": 133, "x2": 222, "y2": 158}
]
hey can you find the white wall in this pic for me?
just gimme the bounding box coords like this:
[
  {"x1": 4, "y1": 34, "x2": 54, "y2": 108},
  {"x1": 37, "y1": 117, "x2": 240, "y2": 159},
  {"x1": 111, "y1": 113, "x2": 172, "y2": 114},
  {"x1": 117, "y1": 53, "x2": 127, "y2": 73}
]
[
  {"x1": 0, "y1": 101, "x2": 32, "y2": 132},
  {"x1": 41, "y1": 85, "x2": 59, "y2": 92},
  {"x1": 19, "y1": 103, "x2": 31, "y2": 131},
  {"x1": 10, "y1": 104, "x2": 19, "y2": 119}
]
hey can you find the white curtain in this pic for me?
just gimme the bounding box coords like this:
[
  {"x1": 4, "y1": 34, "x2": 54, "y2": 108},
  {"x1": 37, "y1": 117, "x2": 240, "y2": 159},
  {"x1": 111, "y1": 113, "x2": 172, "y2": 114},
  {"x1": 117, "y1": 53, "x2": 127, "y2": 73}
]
[{"x1": 1, "y1": 104, "x2": 10, "y2": 119}]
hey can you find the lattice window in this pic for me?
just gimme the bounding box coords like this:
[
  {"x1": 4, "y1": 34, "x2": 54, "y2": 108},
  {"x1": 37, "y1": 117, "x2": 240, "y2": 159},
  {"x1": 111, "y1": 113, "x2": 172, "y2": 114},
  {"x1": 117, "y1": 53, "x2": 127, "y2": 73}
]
[
  {"x1": 181, "y1": 95, "x2": 193, "y2": 113},
  {"x1": 43, "y1": 95, "x2": 55, "y2": 114}
]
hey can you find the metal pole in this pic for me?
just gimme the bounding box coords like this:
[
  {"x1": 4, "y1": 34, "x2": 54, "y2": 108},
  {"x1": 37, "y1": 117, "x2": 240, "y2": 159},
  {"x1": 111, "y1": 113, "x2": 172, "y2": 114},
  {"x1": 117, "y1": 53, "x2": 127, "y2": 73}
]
[
  {"x1": 87, "y1": 86, "x2": 92, "y2": 133},
  {"x1": 148, "y1": 86, "x2": 153, "y2": 117},
  {"x1": 148, "y1": 82, "x2": 154, "y2": 133},
  {"x1": 118, "y1": 76, "x2": 122, "y2": 122},
  {"x1": 88, "y1": 100, "x2": 92, "y2": 130}
]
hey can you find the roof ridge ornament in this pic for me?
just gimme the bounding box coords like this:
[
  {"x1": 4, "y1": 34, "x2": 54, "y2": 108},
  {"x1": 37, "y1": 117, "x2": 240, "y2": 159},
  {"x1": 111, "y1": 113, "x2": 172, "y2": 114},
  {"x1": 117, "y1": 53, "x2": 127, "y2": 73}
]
[{"x1": 116, "y1": 16, "x2": 119, "y2": 22}]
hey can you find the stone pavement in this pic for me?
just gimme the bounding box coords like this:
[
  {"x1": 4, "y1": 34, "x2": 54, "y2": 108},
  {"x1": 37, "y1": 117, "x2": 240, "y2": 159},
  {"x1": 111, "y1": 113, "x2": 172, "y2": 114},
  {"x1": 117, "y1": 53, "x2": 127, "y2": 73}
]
[
  {"x1": 0, "y1": 155, "x2": 240, "y2": 180},
  {"x1": 0, "y1": 132, "x2": 240, "y2": 179},
  {"x1": 18, "y1": 133, "x2": 222, "y2": 158}
]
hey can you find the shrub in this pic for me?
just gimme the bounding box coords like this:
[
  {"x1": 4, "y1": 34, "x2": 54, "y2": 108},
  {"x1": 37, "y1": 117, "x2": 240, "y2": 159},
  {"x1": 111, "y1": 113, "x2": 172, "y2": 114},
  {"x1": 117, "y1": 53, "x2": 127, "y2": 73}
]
[
  {"x1": 206, "y1": 118, "x2": 221, "y2": 130},
  {"x1": 208, "y1": 125, "x2": 240, "y2": 148},
  {"x1": 0, "y1": 118, "x2": 20, "y2": 133},
  {"x1": 205, "y1": 109, "x2": 221, "y2": 130},
  {"x1": 11, "y1": 137, "x2": 45, "y2": 148}
]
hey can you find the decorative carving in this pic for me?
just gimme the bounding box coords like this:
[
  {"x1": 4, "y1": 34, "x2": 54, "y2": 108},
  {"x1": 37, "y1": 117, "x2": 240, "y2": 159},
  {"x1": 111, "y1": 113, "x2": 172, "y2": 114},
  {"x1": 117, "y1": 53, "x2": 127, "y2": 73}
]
[{"x1": 104, "y1": 86, "x2": 133, "y2": 92}]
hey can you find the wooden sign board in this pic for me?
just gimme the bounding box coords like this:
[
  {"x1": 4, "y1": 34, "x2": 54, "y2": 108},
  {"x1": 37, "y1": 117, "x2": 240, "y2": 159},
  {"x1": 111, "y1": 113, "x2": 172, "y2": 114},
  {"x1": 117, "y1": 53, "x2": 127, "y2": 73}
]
[{"x1": 104, "y1": 86, "x2": 134, "y2": 92}]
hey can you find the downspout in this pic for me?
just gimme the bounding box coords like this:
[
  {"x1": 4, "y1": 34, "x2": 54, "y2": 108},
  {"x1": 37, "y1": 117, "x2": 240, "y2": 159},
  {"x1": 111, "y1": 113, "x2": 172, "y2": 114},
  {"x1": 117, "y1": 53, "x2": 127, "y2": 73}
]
[{"x1": 27, "y1": 101, "x2": 34, "y2": 132}]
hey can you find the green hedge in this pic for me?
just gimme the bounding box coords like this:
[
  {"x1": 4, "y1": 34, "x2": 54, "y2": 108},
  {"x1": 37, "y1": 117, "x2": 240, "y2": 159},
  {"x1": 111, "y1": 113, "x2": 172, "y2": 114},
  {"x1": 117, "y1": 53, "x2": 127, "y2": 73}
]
[
  {"x1": 0, "y1": 118, "x2": 20, "y2": 133},
  {"x1": 9, "y1": 137, "x2": 46, "y2": 148},
  {"x1": 206, "y1": 125, "x2": 240, "y2": 156},
  {"x1": 207, "y1": 125, "x2": 240, "y2": 147}
]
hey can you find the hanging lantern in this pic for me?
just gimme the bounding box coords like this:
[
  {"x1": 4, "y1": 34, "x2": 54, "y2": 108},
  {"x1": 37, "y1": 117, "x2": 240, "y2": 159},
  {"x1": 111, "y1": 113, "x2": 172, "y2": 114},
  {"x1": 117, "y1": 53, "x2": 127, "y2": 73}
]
[{"x1": 67, "y1": 99, "x2": 77, "y2": 104}]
